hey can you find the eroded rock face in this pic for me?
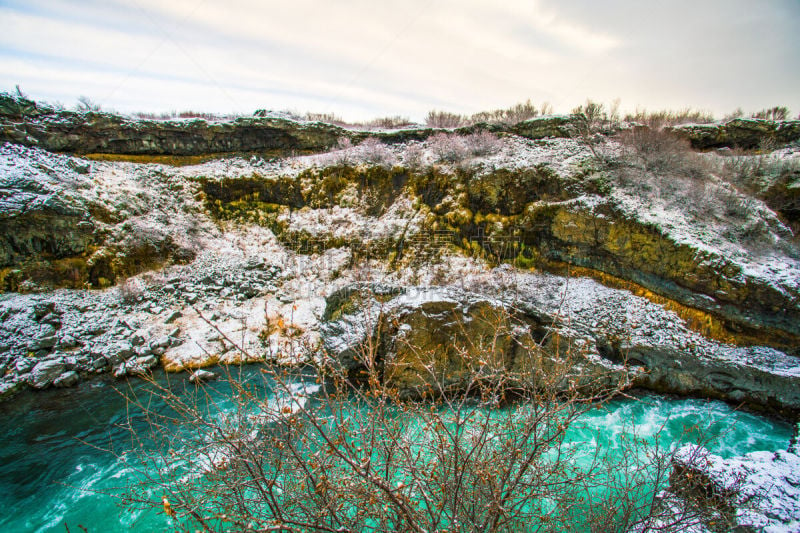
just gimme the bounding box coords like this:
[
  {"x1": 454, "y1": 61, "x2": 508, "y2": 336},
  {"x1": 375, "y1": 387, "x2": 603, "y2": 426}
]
[
  {"x1": 0, "y1": 143, "x2": 203, "y2": 289},
  {"x1": 670, "y1": 118, "x2": 800, "y2": 150},
  {"x1": 1, "y1": 110, "x2": 347, "y2": 157},
  {"x1": 0, "y1": 144, "x2": 96, "y2": 275},
  {"x1": 321, "y1": 282, "x2": 800, "y2": 412},
  {"x1": 0, "y1": 94, "x2": 586, "y2": 157},
  {"x1": 522, "y1": 198, "x2": 800, "y2": 343}
]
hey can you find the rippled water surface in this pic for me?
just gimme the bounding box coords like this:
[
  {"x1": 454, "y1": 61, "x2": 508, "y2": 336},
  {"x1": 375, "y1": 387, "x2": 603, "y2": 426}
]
[{"x1": 0, "y1": 368, "x2": 793, "y2": 532}]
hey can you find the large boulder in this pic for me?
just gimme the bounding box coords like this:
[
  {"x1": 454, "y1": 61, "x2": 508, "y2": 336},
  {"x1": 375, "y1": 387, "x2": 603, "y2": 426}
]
[
  {"x1": 322, "y1": 285, "x2": 628, "y2": 397},
  {"x1": 27, "y1": 359, "x2": 66, "y2": 388},
  {"x1": 322, "y1": 282, "x2": 800, "y2": 412}
]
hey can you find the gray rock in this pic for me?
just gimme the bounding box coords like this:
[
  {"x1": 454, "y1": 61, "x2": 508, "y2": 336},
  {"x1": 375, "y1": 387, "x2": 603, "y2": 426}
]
[
  {"x1": 105, "y1": 341, "x2": 134, "y2": 365},
  {"x1": 53, "y1": 371, "x2": 79, "y2": 388},
  {"x1": 151, "y1": 336, "x2": 172, "y2": 350},
  {"x1": 40, "y1": 313, "x2": 62, "y2": 326},
  {"x1": 0, "y1": 379, "x2": 23, "y2": 398},
  {"x1": 136, "y1": 355, "x2": 158, "y2": 368},
  {"x1": 134, "y1": 345, "x2": 153, "y2": 357},
  {"x1": 164, "y1": 310, "x2": 182, "y2": 324},
  {"x1": 129, "y1": 331, "x2": 146, "y2": 346},
  {"x1": 189, "y1": 369, "x2": 216, "y2": 383},
  {"x1": 33, "y1": 302, "x2": 55, "y2": 320},
  {"x1": 30, "y1": 335, "x2": 57, "y2": 351},
  {"x1": 112, "y1": 364, "x2": 127, "y2": 378},
  {"x1": 38, "y1": 323, "x2": 58, "y2": 338},
  {"x1": 57, "y1": 335, "x2": 78, "y2": 349},
  {"x1": 15, "y1": 358, "x2": 34, "y2": 374},
  {"x1": 28, "y1": 359, "x2": 66, "y2": 388}
]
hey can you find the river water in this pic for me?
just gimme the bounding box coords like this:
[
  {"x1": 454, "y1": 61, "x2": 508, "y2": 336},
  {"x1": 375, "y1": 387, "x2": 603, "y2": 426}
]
[{"x1": 0, "y1": 367, "x2": 793, "y2": 532}]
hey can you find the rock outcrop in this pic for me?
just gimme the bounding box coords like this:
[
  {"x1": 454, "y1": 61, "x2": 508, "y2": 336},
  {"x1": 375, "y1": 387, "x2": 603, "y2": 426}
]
[
  {"x1": 0, "y1": 94, "x2": 587, "y2": 158},
  {"x1": 669, "y1": 118, "x2": 800, "y2": 150},
  {"x1": 520, "y1": 197, "x2": 800, "y2": 344},
  {"x1": 0, "y1": 143, "x2": 203, "y2": 289},
  {"x1": 0, "y1": 94, "x2": 348, "y2": 157},
  {"x1": 661, "y1": 444, "x2": 800, "y2": 532},
  {"x1": 321, "y1": 282, "x2": 800, "y2": 412}
]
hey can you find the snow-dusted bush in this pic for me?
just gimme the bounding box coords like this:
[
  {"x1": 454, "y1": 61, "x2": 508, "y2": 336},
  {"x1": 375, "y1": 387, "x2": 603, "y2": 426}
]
[
  {"x1": 358, "y1": 137, "x2": 395, "y2": 168},
  {"x1": 429, "y1": 132, "x2": 469, "y2": 163},
  {"x1": 425, "y1": 110, "x2": 466, "y2": 128},
  {"x1": 620, "y1": 126, "x2": 708, "y2": 179},
  {"x1": 402, "y1": 142, "x2": 427, "y2": 171},
  {"x1": 464, "y1": 131, "x2": 502, "y2": 157}
]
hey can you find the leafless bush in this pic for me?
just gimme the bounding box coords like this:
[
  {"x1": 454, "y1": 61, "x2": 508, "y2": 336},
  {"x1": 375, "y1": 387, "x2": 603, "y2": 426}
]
[
  {"x1": 133, "y1": 110, "x2": 228, "y2": 121},
  {"x1": 402, "y1": 142, "x2": 427, "y2": 171},
  {"x1": 624, "y1": 108, "x2": 715, "y2": 128},
  {"x1": 429, "y1": 132, "x2": 469, "y2": 163},
  {"x1": 305, "y1": 112, "x2": 345, "y2": 125},
  {"x1": 464, "y1": 131, "x2": 502, "y2": 157},
  {"x1": 471, "y1": 99, "x2": 539, "y2": 124},
  {"x1": 327, "y1": 137, "x2": 353, "y2": 166},
  {"x1": 620, "y1": 125, "x2": 708, "y2": 179},
  {"x1": 358, "y1": 137, "x2": 395, "y2": 168},
  {"x1": 363, "y1": 116, "x2": 415, "y2": 129},
  {"x1": 752, "y1": 106, "x2": 789, "y2": 121},
  {"x1": 76, "y1": 95, "x2": 101, "y2": 112},
  {"x1": 723, "y1": 108, "x2": 745, "y2": 121},
  {"x1": 425, "y1": 110, "x2": 467, "y2": 128},
  {"x1": 572, "y1": 99, "x2": 608, "y2": 159},
  {"x1": 425, "y1": 100, "x2": 542, "y2": 128},
  {"x1": 117, "y1": 277, "x2": 145, "y2": 305},
  {"x1": 116, "y1": 302, "x2": 717, "y2": 532}
]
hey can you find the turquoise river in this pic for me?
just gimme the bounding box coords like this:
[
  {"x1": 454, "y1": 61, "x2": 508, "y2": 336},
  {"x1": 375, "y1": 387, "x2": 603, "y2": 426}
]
[{"x1": 0, "y1": 367, "x2": 793, "y2": 532}]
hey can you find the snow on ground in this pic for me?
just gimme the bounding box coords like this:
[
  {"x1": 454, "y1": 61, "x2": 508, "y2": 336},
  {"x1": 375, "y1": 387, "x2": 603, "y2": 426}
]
[{"x1": 674, "y1": 444, "x2": 800, "y2": 532}]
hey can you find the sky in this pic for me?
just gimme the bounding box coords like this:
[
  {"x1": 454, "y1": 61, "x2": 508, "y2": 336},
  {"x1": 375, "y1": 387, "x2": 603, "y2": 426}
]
[{"x1": 1, "y1": 0, "x2": 798, "y2": 121}]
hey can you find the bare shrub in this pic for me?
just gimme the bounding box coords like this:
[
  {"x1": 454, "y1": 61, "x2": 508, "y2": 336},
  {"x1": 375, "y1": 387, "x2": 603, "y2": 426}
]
[
  {"x1": 117, "y1": 277, "x2": 145, "y2": 305},
  {"x1": 620, "y1": 125, "x2": 708, "y2": 179},
  {"x1": 464, "y1": 131, "x2": 502, "y2": 157},
  {"x1": 305, "y1": 112, "x2": 345, "y2": 125},
  {"x1": 426, "y1": 100, "x2": 541, "y2": 128},
  {"x1": 114, "y1": 300, "x2": 722, "y2": 532},
  {"x1": 425, "y1": 110, "x2": 467, "y2": 128},
  {"x1": 402, "y1": 142, "x2": 427, "y2": 171},
  {"x1": 428, "y1": 132, "x2": 469, "y2": 163},
  {"x1": 328, "y1": 137, "x2": 353, "y2": 166},
  {"x1": 752, "y1": 106, "x2": 789, "y2": 121},
  {"x1": 358, "y1": 137, "x2": 395, "y2": 168},
  {"x1": 624, "y1": 108, "x2": 715, "y2": 128},
  {"x1": 572, "y1": 99, "x2": 608, "y2": 159},
  {"x1": 363, "y1": 116, "x2": 414, "y2": 129},
  {"x1": 76, "y1": 95, "x2": 101, "y2": 112},
  {"x1": 471, "y1": 99, "x2": 539, "y2": 124},
  {"x1": 723, "y1": 108, "x2": 745, "y2": 121}
]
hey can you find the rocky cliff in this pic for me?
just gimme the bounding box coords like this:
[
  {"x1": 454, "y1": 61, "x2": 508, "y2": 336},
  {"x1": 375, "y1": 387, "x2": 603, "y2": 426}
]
[
  {"x1": 4, "y1": 93, "x2": 798, "y2": 158},
  {"x1": 1, "y1": 98, "x2": 799, "y2": 415}
]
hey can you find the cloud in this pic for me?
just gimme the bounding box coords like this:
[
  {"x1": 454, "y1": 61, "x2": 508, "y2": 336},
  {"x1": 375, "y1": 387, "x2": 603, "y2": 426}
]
[{"x1": 0, "y1": 0, "x2": 797, "y2": 120}]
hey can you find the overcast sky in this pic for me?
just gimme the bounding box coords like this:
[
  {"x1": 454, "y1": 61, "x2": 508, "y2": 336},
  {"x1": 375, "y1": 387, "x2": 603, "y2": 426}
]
[{"x1": 1, "y1": 0, "x2": 798, "y2": 120}]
